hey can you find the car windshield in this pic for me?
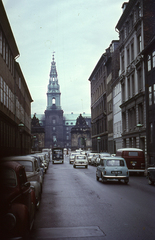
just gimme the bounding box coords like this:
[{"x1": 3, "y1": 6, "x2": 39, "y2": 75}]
[
  {"x1": 0, "y1": 168, "x2": 17, "y2": 187},
  {"x1": 77, "y1": 156, "x2": 86, "y2": 160},
  {"x1": 17, "y1": 160, "x2": 33, "y2": 172},
  {"x1": 106, "y1": 160, "x2": 125, "y2": 166}
]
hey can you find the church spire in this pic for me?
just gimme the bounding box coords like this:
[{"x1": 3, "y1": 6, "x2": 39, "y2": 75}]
[{"x1": 46, "y1": 53, "x2": 61, "y2": 110}]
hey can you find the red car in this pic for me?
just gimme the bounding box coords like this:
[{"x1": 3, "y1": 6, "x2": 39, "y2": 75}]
[{"x1": 0, "y1": 161, "x2": 36, "y2": 239}]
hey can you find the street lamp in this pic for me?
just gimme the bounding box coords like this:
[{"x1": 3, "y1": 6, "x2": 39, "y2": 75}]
[
  {"x1": 137, "y1": 122, "x2": 143, "y2": 149},
  {"x1": 18, "y1": 122, "x2": 24, "y2": 155},
  {"x1": 97, "y1": 137, "x2": 101, "y2": 153}
]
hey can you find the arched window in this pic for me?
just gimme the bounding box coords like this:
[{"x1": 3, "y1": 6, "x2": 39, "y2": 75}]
[{"x1": 52, "y1": 98, "x2": 55, "y2": 104}]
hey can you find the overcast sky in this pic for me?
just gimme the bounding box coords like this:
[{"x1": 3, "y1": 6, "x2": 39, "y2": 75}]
[{"x1": 3, "y1": 0, "x2": 124, "y2": 115}]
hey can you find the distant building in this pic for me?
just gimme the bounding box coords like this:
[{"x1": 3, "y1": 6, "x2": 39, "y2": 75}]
[
  {"x1": 31, "y1": 114, "x2": 45, "y2": 151},
  {"x1": 0, "y1": 1, "x2": 33, "y2": 158},
  {"x1": 71, "y1": 114, "x2": 92, "y2": 151},
  {"x1": 88, "y1": 41, "x2": 119, "y2": 153},
  {"x1": 34, "y1": 54, "x2": 91, "y2": 149}
]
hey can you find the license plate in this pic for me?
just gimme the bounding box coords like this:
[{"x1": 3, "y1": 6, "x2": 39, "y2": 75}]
[{"x1": 111, "y1": 171, "x2": 122, "y2": 174}]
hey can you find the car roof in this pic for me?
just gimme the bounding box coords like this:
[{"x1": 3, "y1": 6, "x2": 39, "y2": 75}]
[
  {"x1": 101, "y1": 156, "x2": 125, "y2": 161},
  {"x1": 2, "y1": 155, "x2": 36, "y2": 162},
  {"x1": 0, "y1": 160, "x2": 24, "y2": 171},
  {"x1": 117, "y1": 148, "x2": 143, "y2": 152}
]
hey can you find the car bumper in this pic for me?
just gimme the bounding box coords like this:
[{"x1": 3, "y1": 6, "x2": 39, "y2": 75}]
[{"x1": 103, "y1": 175, "x2": 129, "y2": 180}]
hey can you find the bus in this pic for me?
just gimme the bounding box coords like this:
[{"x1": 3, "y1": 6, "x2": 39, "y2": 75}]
[
  {"x1": 116, "y1": 148, "x2": 145, "y2": 174},
  {"x1": 52, "y1": 147, "x2": 64, "y2": 164}
]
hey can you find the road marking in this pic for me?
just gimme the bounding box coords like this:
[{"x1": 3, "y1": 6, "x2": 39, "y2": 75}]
[{"x1": 30, "y1": 226, "x2": 105, "y2": 239}]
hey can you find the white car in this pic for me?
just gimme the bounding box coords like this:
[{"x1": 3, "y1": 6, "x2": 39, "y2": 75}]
[
  {"x1": 69, "y1": 152, "x2": 78, "y2": 164},
  {"x1": 73, "y1": 155, "x2": 88, "y2": 168}
]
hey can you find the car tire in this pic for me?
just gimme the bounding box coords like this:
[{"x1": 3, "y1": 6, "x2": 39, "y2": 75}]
[
  {"x1": 148, "y1": 178, "x2": 154, "y2": 185},
  {"x1": 96, "y1": 175, "x2": 99, "y2": 181},
  {"x1": 101, "y1": 173, "x2": 107, "y2": 183},
  {"x1": 124, "y1": 179, "x2": 129, "y2": 184},
  {"x1": 36, "y1": 193, "x2": 41, "y2": 210},
  {"x1": 85, "y1": 165, "x2": 88, "y2": 168}
]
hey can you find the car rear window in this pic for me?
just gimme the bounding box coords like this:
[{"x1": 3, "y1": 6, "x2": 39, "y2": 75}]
[
  {"x1": 17, "y1": 161, "x2": 33, "y2": 172},
  {"x1": 0, "y1": 168, "x2": 17, "y2": 187},
  {"x1": 106, "y1": 160, "x2": 125, "y2": 166},
  {"x1": 77, "y1": 156, "x2": 86, "y2": 159},
  {"x1": 128, "y1": 152, "x2": 138, "y2": 156}
]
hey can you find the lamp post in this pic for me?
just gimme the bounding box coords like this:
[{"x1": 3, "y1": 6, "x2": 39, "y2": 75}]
[
  {"x1": 137, "y1": 123, "x2": 143, "y2": 149},
  {"x1": 97, "y1": 137, "x2": 101, "y2": 153},
  {"x1": 18, "y1": 122, "x2": 24, "y2": 155}
]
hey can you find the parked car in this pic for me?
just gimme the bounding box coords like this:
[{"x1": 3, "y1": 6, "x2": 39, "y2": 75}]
[
  {"x1": 0, "y1": 161, "x2": 36, "y2": 239},
  {"x1": 96, "y1": 156, "x2": 129, "y2": 184},
  {"x1": 147, "y1": 166, "x2": 155, "y2": 185},
  {"x1": 3, "y1": 156, "x2": 42, "y2": 209},
  {"x1": 90, "y1": 153, "x2": 99, "y2": 166},
  {"x1": 69, "y1": 152, "x2": 78, "y2": 164},
  {"x1": 95, "y1": 152, "x2": 111, "y2": 166},
  {"x1": 73, "y1": 155, "x2": 88, "y2": 168},
  {"x1": 30, "y1": 154, "x2": 44, "y2": 181},
  {"x1": 87, "y1": 153, "x2": 95, "y2": 165}
]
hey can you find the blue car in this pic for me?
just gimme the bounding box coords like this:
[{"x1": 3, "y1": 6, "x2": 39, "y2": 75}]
[{"x1": 96, "y1": 157, "x2": 129, "y2": 184}]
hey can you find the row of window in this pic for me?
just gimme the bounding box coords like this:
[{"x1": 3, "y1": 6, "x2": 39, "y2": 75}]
[
  {"x1": 0, "y1": 76, "x2": 14, "y2": 112},
  {"x1": 92, "y1": 80, "x2": 106, "y2": 104},
  {"x1": 0, "y1": 28, "x2": 14, "y2": 76},
  {"x1": 121, "y1": 35, "x2": 142, "y2": 72},
  {"x1": 0, "y1": 76, "x2": 31, "y2": 129},
  {"x1": 120, "y1": 2, "x2": 142, "y2": 42},
  {"x1": 122, "y1": 68, "x2": 143, "y2": 102},
  {"x1": 122, "y1": 103, "x2": 143, "y2": 131}
]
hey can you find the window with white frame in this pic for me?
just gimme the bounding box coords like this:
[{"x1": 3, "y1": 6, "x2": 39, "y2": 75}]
[
  {"x1": 152, "y1": 51, "x2": 155, "y2": 68},
  {"x1": 132, "y1": 74, "x2": 135, "y2": 96},
  {"x1": 147, "y1": 55, "x2": 151, "y2": 71},
  {"x1": 153, "y1": 84, "x2": 155, "y2": 104},
  {"x1": 0, "y1": 30, "x2": 2, "y2": 54},
  {"x1": 137, "y1": 35, "x2": 142, "y2": 53},
  {"x1": 0, "y1": 77, "x2": 3, "y2": 103},
  {"x1": 131, "y1": 42, "x2": 134, "y2": 61},
  {"x1": 149, "y1": 86, "x2": 152, "y2": 106}
]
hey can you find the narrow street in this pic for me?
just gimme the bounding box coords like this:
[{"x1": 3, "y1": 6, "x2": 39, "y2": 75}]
[{"x1": 29, "y1": 155, "x2": 155, "y2": 240}]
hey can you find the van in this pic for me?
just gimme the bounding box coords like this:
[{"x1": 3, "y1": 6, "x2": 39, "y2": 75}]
[{"x1": 116, "y1": 148, "x2": 145, "y2": 173}]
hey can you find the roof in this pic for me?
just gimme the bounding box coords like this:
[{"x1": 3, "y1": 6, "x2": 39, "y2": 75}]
[
  {"x1": 2, "y1": 155, "x2": 36, "y2": 162},
  {"x1": 117, "y1": 148, "x2": 143, "y2": 152}
]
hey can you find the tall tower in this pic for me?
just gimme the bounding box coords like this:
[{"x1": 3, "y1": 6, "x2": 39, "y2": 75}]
[
  {"x1": 47, "y1": 53, "x2": 61, "y2": 109},
  {"x1": 45, "y1": 53, "x2": 64, "y2": 148}
]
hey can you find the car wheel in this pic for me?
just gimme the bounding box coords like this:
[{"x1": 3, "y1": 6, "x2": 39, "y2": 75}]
[
  {"x1": 73, "y1": 165, "x2": 76, "y2": 168},
  {"x1": 85, "y1": 165, "x2": 88, "y2": 168},
  {"x1": 124, "y1": 179, "x2": 129, "y2": 184},
  {"x1": 36, "y1": 193, "x2": 41, "y2": 210},
  {"x1": 96, "y1": 175, "x2": 99, "y2": 181},
  {"x1": 101, "y1": 173, "x2": 107, "y2": 183},
  {"x1": 148, "y1": 178, "x2": 154, "y2": 185}
]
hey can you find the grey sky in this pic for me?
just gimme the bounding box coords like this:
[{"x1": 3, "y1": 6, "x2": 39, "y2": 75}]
[{"x1": 3, "y1": 0, "x2": 123, "y2": 115}]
